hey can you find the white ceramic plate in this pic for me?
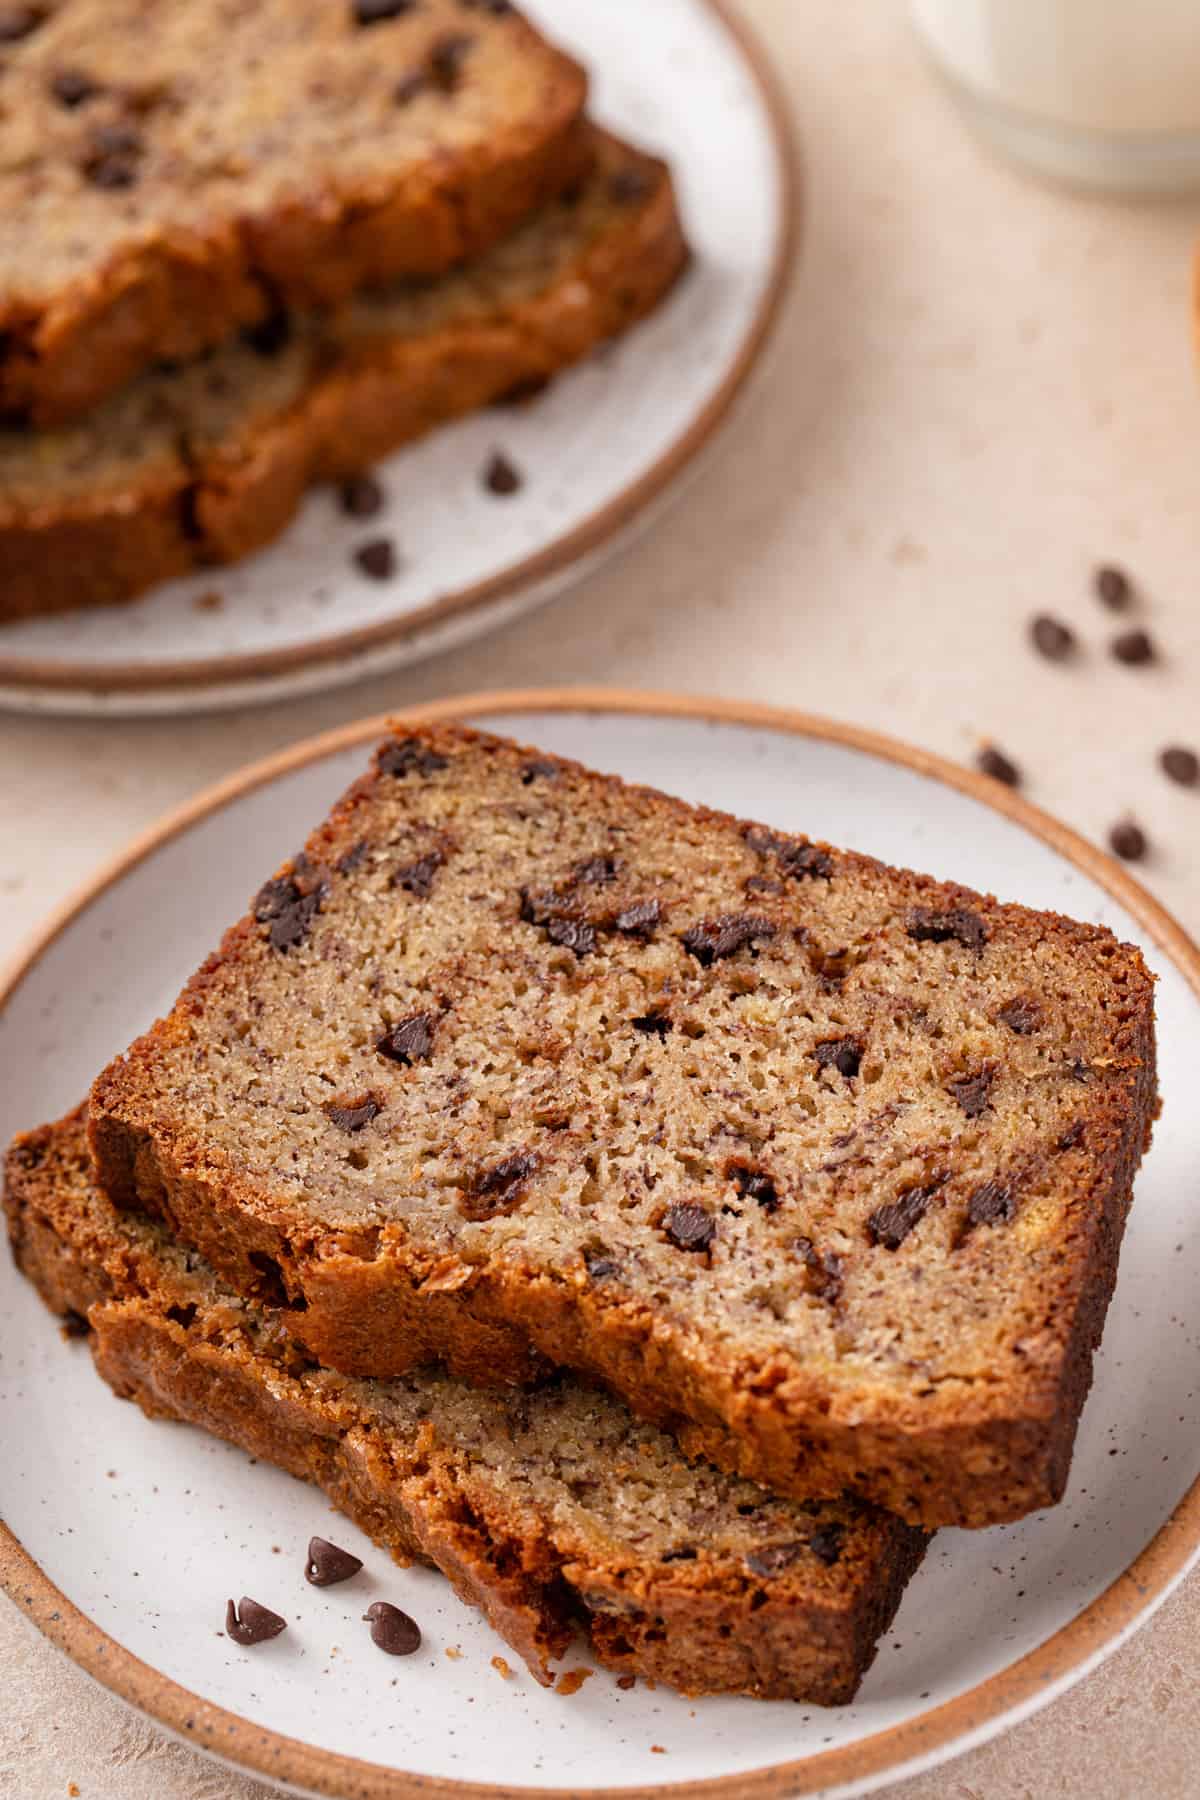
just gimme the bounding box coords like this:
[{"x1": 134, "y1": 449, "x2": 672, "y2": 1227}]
[
  {"x1": 3, "y1": 693, "x2": 1199, "y2": 1800},
  {"x1": 0, "y1": 1, "x2": 792, "y2": 718}
]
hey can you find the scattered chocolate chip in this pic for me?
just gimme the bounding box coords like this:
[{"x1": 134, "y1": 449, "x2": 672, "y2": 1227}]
[
  {"x1": 353, "y1": 0, "x2": 416, "y2": 23},
  {"x1": 947, "y1": 1070, "x2": 992, "y2": 1118},
  {"x1": 1094, "y1": 564, "x2": 1132, "y2": 610},
  {"x1": 324, "y1": 1096, "x2": 381, "y2": 1134},
  {"x1": 661, "y1": 1546, "x2": 697, "y2": 1562},
  {"x1": 429, "y1": 31, "x2": 473, "y2": 89},
  {"x1": 964, "y1": 1180, "x2": 1016, "y2": 1230},
  {"x1": 615, "y1": 899, "x2": 661, "y2": 938},
  {"x1": 339, "y1": 473, "x2": 384, "y2": 518},
  {"x1": 519, "y1": 758, "x2": 559, "y2": 784},
  {"x1": 868, "y1": 1178, "x2": 945, "y2": 1250},
  {"x1": 584, "y1": 1250, "x2": 619, "y2": 1281},
  {"x1": 0, "y1": 6, "x2": 41, "y2": 42},
  {"x1": 1108, "y1": 818, "x2": 1148, "y2": 862},
  {"x1": 61, "y1": 1308, "x2": 91, "y2": 1339},
  {"x1": 377, "y1": 1012, "x2": 437, "y2": 1065},
  {"x1": 807, "y1": 1525, "x2": 844, "y2": 1566},
  {"x1": 744, "y1": 875, "x2": 784, "y2": 896},
  {"x1": 354, "y1": 537, "x2": 397, "y2": 580},
  {"x1": 795, "y1": 1240, "x2": 843, "y2": 1302},
  {"x1": 609, "y1": 165, "x2": 652, "y2": 205},
  {"x1": 483, "y1": 450, "x2": 523, "y2": 495},
  {"x1": 728, "y1": 1162, "x2": 779, "y2": 1213},
  {"x1": 225, "y1": 1598, "x2": 287, "y2": 1646},
  {"x1": 1057, "y1": 1120, "x2": 1086, "y2": 1151},
  {"x1": 546, "y1": 916, "x2": 597, "y2": 957},
  {"x1": 378, "y1": 737, "x2": 449, "y2": 778},
  {"x1": 393, "y1": 69, "x2": 427, "y2": 103},
  {"x1": 662, "y1": 1202, "x2": 715, "y2": 1252},
  {"x1": 306, "y1": 1537, "x2": 364, "y2": 1587},
  {"x1": 1111, "y1": 628, "x2": 1155, "y2": 666},
  {"x1": 463, "y1": 1151, "x2": 539, "y2": 1220},
  {"x1": 996, "y1": 996, "x2": 1041, "y2": 1035},
  {"x1": 631, "y1": 1011, "x2": 672, "y2": 1038},
  {"x1": 253, "y1": 873, "x2": 328, "y2": 952},
  {"x1": 364, "y1": 1601, "x2": 421, "y2": 1655},
  {"x1": 336, "y1": 839, "x2": 369, "y2": 874},
  {"x1": 243, "y1": 310, "x2": 291, "y2": 356},
  {"x1": 1030, "y1": 615, "x2": 1075, "y2": 662},
  {"x1": 813, "y1": 1036, "x2": 863, "y2": 1080},
  {"x1": 51, "y1": 68, "x2": 100, "y2": 106},
  {"x1": 778, "y1": 842, "x2": 834, "y2": 881},
  {"x1": 745, "y1": 1542, "x2": 803, "y2": 1577},
  {"x1": 1161, "y1": 745, "x2": 1199, "y2": 788},
  {"x1": 906, "y1": 906, "x2": 987, "y2": 952},
  {"x1": 392, "y1": 849, "x2": 443, "y2": 898},
  {"x1": 575, "y1": 855, "x2": 619, "y2": 884},
  {"x1": 493, "y1": 373, "x2": 551, "y2": 407},
  {"x1": 85, "y1": 152, "x2": 138, "y2": 189},
  {"x1": 680, "y1": 913, "x2": 775, "y2": 966},
  {"x1": 976, "y1": 745, "x2": 1021, "y2": 787}
]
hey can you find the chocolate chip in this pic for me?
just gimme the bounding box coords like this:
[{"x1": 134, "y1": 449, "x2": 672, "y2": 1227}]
[
  {"x1": 337, "y1": 839, "x2": 369, "y2": 874},
  {"x1": 680, "y1": 914, "x2": 775, "y2": 966},
  {"x1": 609, "y1": 165, "x2": 652, "y2": 204},
  {"x1": 744, "y1": 875, "x2": 784, "y2": 896},
  {"x1": 1030, "y1": 615, "x2": 1075, "y2": 661},
  {"x1": 996, "y1": 996, "x2": 1041, "y2": 1035},
  {"x1": 354, "y1": 537, "x2": 396, "y2": 580},
  {"x1": 459, "y1": 0, "x2": 512, "y2": 13},
  {"x1": 631, "y1": 1011, "x2": 672, "y2": 1038},
  {"x1": 778, "y1": 842, "x2": 834, "y2": 881},
  {"x1": 61, "y1": 1309, "x2": 91, "y2": 1339},
  {"x1": 225, "y1": 1598, "x2": 287, "y2": 1646},
  {"x1": 493, "y1": 373, "x2": 551, "y2": 407},
  {"x1": 519, "y1": 758, "x2": 559, "y2": 784},
  {"x1": 1111, "y1": 628, "x2": 1155, "y2": 666},
  {"x1": 584, "y1": 1250, "x2": 619, "y2": 1280},
  {"x1": 808, "y1": 1526, "x2": 844, "y2": 1566},
  {"x1": 85, "y1": 154, "x2": 138, "y2": 189},
  {"x1": 352, "y1": 0, "x2": 416, "y2": 22},
  {"x1": 976, "y1": 745, "x2": 1021, "y2": 787},
  {"x1": 795, "y1": 1240, "x2": 843, "y2": 1302},
  {"x1": 965, "y1": 1180, "x2": 1016, "y2": 1230},
  {"x1": 392, "y1": 850, "x2": 443, "y2": 898},
  {"x1": 1094, "y1": 564, "x2": 1132, "y2": 610},
  {"x1": 339, "y1": 473, "x2": 384, "y2": 518},
  {"x1": 244, "y1": 310, "x2": 292, "y2": 356},
  {"x1": 393, "y1": 69, "x2": 427, "y2": 103},
  {"x1": 1057, "y1": 1120, "x2": 1086, "y2": 1151},
  {"x1": 546, "y1": 916, "x2": 597, "y2": 957},
  {"x1": 483, "y1": 450, "x2": 522, "y2": 495},
  {"x1": 463, "y1": 1151, "x2": 539, "y2": 1220},
  {"x1": 1109, "y1": 818, "x2": 1148, "y2": 861},
  {"x1": 364, "y1": 1601, "x2": 421, "y2": 1655},
  {"x1": 728, "y1": 1162, "x2": 779, "y2": 1213},
  {"x1": 324, "y1": 1096, "x2": 381, "y2": 1133},
  {"x1": 378, "y1": 737, "x2": 448, "y2": 778},
  {"x1": 91, "y1": 123, "x2": 143, "y2": 155},
  {"x1": 1161, "y1": 745, "x2": 1198, "y2": 788},
  {"x1": 0, "y1": 6, "x2": 41, "y2": 41},
  {"x1": 306, "y1": 1537, "x2": 364, "y2": 1586},
  {"x1": 868, "y1": 1178, "x2": 945, "y2": 1250},
  {"x1": 575, "y1": 855, "x2": 619, "y2": 884},
  {"x1": 948, "y1": 1070, "x2": 992, "y2": 1117},
  {"x1": 615, "y1": 899, "x2": 661, "y2": 938},
  {"x1": 51, "y1": 68, "x2": 100, "y2": 106},
  {"x1": 906, "y1": 906, "x2": 987, "y2": 952},
  {"x1": 662, "y1": 1202, "x2": 715, "y2": 1252},
  {"x1": 429, "y1": 31, "x2": 473, "y2": 89},
  {"x1": 745, "y1": 1542, "x2": 803, "y2": 1577},
  {"x1": 661, "y1": 1546, "x2": 697, "y2": 1562},
  {"x1": 377, "y1": 1012, "x2": 437, "y2": 1065},
  {"x1": 813, "y1": 1036, "x2": 863, "y2": 1080},
  {"x1": 253, "y1": 873, "x2": 327, "y2": 952}
]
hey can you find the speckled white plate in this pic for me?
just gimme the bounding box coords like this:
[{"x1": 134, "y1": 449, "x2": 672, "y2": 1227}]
[
  {"x1": 0, "y1": 1, "x2": 793, "y2": 718},
  {"x1": 3, "y1": 693, "x2": 1200, "y2": 1800}
]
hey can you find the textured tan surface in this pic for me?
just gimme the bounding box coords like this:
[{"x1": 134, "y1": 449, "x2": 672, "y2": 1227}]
[{"x1": 1, "y1": 0, "x2": 1199, "y2": 1794}]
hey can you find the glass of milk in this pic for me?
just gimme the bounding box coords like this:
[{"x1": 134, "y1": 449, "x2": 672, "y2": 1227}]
[{"x1": 911, "y1": 0, "x2": 1200, "y2": 193}]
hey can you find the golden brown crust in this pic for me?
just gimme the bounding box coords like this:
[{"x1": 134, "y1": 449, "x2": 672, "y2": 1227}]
[
  {"x1": 0, "y1": 3, "x2": 589, "y2": 427},
  {"x1": 0, "y1": 132, "x2": 686, "y2": 624},
  {"x1": 5, "y1": 1111, "x2": 927, "y2": 1702},
  {"x1": 88, "y1": 723, "x2": 1160, "y2": 1531}
]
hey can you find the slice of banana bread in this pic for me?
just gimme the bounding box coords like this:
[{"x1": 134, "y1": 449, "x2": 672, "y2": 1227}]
[
  {"x1": 5, "y1": 1111, "x2": 927, "y2": 1702},
  {"x1": 0, "y1": 129, "x2": 686, "y2": 623},
  {"x1": 0, "y1": 0, "x2": 588, "y2": 427},
  {"x1": 89, "y1": 723, "x2": 1158, "y2": 1529}
]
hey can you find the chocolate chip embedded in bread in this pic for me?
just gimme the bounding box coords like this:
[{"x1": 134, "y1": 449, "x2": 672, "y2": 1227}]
[
  {"x1": 964, "y1": 1180, "x2": 1016, "y2": 1231},
  {"x1": 906, "y1": 907, "x2": 987, "y2": 952},
  {"x1": 778, "y1": 842, "x2": 833, "y2": 881},
  {"x1": 947, "y1": 1070, "x2": 992, "y2": 1118},
  {"x1": 609, "y1": 165, "x2": 653, "y2": 204},
  {"x1": 483, "y1": 450, "x2": 523, "y2": 495},
  {"x1": 429, "y1": 32, "x2": 474, "y2": 89},
  {"x1": 546, "y1": 917, "x2": 597, "y2": 958},
  {"x1": 615, "y1": 899, "x2": 661, "y2": 939},
  {"x1": 574, "y1": 855, "x2": 619, "y2": 885},
  {"x1": 680, "y1": 914, "x2": 775, "y2": 967},
  {"x1": 392, "y1": 850, "x2": 444, "y2": 898},
  {"x1": 807, "y1": 1525, "x2": 844, "y2": 1566},
  {"x1": 51, "y1": 69, "x2": 101, "y2": 107},
  {"x1": 631, "y1": 1011, "x2": 672, "y2": 1038},
  {"x1": 463, "y1": 1151, "x2": 539, "y2": 1220},
  {"x1": 868, "y1": 1178, "x2": 945, "y2": 1250},
  {"x1": 306, "y1": 1536, "x2": 364, "y2": 1586},
  {"x1": 225, "y1": 1597, "x2": 287, "y2": 1646},
  {"x1": 336, "y1": 840, "x2": 369, "y2": 875},
  {"x1": 243, "y1": 310, "x2": 292, "y2": 356},
  {"x1": 0, "y1": 6, "x2": 42, "y2": 42},
  {"x1": 727, "y1": 1162, "x2": 779, "y2": 1213},
  {"x1": 364, "y1": 1601, "x2": 421, "y2": 1654},
  {"x1": 584, "y1": 1250, "x2": 619, "y2": 1280},
  {"x1": 378, "y1": 737, "x2": 449, "y2": 778},
  {"x1": 794, "y1": 1236, "x2": 842, "y2": 1301},
  {"x1": 324, "y1": 1095, "x2": 381, "y2": 1134},
  {"x1": 745, "y1": 1542, "x2": 803, "y2": 1577},
  {"x1": 813, "y1": 1036, "x2": 863, "y2": 1080},
  {"x1": 354, "y1": 537, "x2": 397, "y2": 580},
  {"x1": 995, "y1": 996, "x2": 1041, "y2": 1035},
  {"x1": 662, "y1": 1202, "x2": 715, "y2": 1252},
  {"x1": 352, "y1": 0, "x2": 417, "y2": 23},
  {"x1": 253, "y1": 874, "x2": 328, "y2": 953},
  {"x1": 519, "y1": 758, "x2": 559, "y2": 785},
  {"x1": 376, "y1": 1012, "x2": 437, "y2": 1065}
]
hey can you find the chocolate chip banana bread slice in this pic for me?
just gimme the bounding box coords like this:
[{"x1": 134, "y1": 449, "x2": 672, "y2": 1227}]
[
  {"x1": 0, "y1": 0, "x2": 588, "y2": 427},
  {"x1": 6, "y1": 1111, "x2": 927, "y2": 1702},
  {"x1": 90, "y1": 723, "x2": 1158, "y2": 1529},
  {"x1": 0, "y1": 129, "x2": 685, "y2": 624}
]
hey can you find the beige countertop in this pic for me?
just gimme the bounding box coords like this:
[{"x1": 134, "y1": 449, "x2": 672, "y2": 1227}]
[{"x1": 2, "y1": 3, "x2": 1198, "y2": 1795}]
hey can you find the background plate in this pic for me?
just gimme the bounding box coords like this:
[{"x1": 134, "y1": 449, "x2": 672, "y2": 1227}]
[
  {"x1": 0, "y1": 0, "x2": 792, "y2": 716},
  {"x1": 2, "y1": 693, "x2": 1199, "y2": 1800}
]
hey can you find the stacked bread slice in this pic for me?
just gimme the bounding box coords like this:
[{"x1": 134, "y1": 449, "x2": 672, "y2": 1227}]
[
  {"x1": 0, "y1": 0, "x2": 688, "y2": 621},
  {"x1": 3, "y1": 722, "x2": 1158, "y2": 1699}
]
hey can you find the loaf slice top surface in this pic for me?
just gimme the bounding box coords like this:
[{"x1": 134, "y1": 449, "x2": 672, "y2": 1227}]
[
  {"x1": 0, "y1": 0, "x2": 587, "y2": 422},
  {"x1": 4, "y1": 1110, "x2": 926, "y2": 1699},
  {"x1": 0, "y1": 129, "x2": 672, "y2": 515},
  {"x1": 91, "y1": 723, "x2": 1157, "y2": 1427}
]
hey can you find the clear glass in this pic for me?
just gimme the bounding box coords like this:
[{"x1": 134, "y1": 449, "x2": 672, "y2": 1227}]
[{"x1": 911, "y1": 0, "x2": 1200, "y2": 194}]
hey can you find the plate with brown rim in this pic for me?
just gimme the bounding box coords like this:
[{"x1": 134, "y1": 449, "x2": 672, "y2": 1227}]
[
  {"x1": 2, "y1": 690, "x2": 1199, "y2": 1798},
  {"x1": 0, "y1": 0, "x2": 794, "y2": 718}
]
